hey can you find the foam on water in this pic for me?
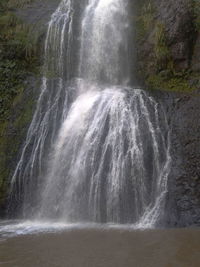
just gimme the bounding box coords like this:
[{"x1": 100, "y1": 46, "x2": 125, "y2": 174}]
[{"x1": 0, "y1": 219, "x2": 152, "y2": 239}]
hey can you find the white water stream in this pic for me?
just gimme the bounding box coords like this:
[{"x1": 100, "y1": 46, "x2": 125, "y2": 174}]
[{"x1": 8, "y1": 0, "x2": 171, "y2": 228}]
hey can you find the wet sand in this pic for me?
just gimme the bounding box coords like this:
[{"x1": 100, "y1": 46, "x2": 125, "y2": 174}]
[{"x1": 0, "y1": 228, "x2": 200, "y2": 267}]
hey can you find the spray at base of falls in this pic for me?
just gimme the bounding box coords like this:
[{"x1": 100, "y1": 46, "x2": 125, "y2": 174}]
[{"x1": 9, "y1": 0, "x2": 171, "y2": 227}]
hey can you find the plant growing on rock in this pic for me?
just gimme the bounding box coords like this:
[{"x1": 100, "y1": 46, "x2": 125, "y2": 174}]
[
  {"x1": 136, "y1": 0, "x2": 155, "y2": 39},
  {"x1": 7, "y1": 0, "x2": 34, "y2": 9},
  {"x1": 0, "y1": 1, "x2": 40, "y2": 122},
  {"x1": 154, "y1": 22, "x2": 170, "y2": 69},
  {"x1": 193, "y1": 0, "x2": 200, "y2": 31}
]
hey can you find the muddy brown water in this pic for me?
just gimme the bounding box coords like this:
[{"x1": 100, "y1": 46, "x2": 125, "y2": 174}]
[{"x1": 0, "y1": 227, "x2": 200, "y2": 267}]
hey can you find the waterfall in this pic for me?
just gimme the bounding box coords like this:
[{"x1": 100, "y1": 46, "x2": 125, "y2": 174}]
[
  {"x1": 78, "y1": 0, "x2": 131, "y2": 84},
  {"x1": 9, "y1": 0, "x2": 171, "y2": 227}
]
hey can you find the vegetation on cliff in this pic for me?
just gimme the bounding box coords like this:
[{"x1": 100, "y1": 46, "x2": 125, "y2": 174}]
[
  {"x1": 0, "y1": 0, "x2": 40, "y2": 210},
  {"x1": 136, "y1": 0, "x2": 200, "y2": 93},
  {"x1": 0, "y1": 0, "x2": 39, "y2": 120}
]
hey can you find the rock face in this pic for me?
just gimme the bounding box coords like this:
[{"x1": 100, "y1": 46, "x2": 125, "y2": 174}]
[
  {"x1": 148, "y1": 90, "x2": 200, "y2": 227},
  {"x1": 154, "y1": 0, "x2": 194, "y2": 68},
  {"x1": 192, "y1": 34, "x2": 200, "y2": 71},
  {"x1": 136, "y1": 0, "x2": 200, "y2": 91},
  {"x1": 168, "y1": 93, "x2": 200, "y2": 226},
  {"x1": 0, "y1": 0, "x2": 60, "y2": 216},
  {"x1": 157, "y1": 0, "x2": 200, "y2": 226},
  {"x1": 136, "y1": 0, "x2": 200, "y2": 226},
  {"x1": 0, "y1": 77, "x2": 39, "y2": 214}
]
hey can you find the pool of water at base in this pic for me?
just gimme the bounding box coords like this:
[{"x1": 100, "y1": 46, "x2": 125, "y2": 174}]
[{"x1": 0, "y1": 220, "x2": 200, "y2": 267}]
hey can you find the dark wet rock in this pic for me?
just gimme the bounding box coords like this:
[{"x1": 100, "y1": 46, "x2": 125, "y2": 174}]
[
  {"x1": 136, "y1": 0, "x2": 199, "y2": 85},
  {"x1": 136, "y1": 0, "x2": 200, "y2": 226},
  {"x1": 154, "y1": 0, "x2": 196, "y2": 67},
  {"x1": 165, "y1": 92, "x2": 200, "y2": 227},
  {"x1": 192, "y1": 34, "x2": 200, "y2": 72},
  {"x1": 150, "y1": 88, "x2": 200, "y2": 227}
]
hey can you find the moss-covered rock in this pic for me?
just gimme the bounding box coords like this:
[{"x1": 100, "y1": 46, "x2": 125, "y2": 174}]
[
  {"x1": 134, "y1": 0, "x2": 200, "y2": 227},
  {"x1": 0, "y1": 0, "x2": 60, "y2": 213},
  {"x1": 135, "y1": 0, "x2": 200, "y2": 93},
  {"x1": 0, "y1": 78, "x2": 38, "y2": 211}
]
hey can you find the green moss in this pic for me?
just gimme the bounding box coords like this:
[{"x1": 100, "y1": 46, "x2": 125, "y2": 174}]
[
  {"x1": 0, "y1": 0, "x2": 40, "y2": 208},
  {"x1": 145, "y1": 20, "x2": 197, "y2": 93},
  {"x1": 136, "y1": 0, "x2": 155, "y2": 39},
  {"x1": 14, "y1": 97, "x2": 35, "y2": 130},
  {"x1": 154, "y1": 22, "x2": 170, "y2": 69},
  {"x1": 0, "y1": 120, "x2": 9, "y2": 206},
  {"x1": 147, "y1": 73, "x2": 196, "y2": 92},
  {"x1": 7, "y1": 0, "x2": 34, "y2": 9},
  {"x1": 136, "y1": 1, "x2": 171, "y2": 74},
  {"x1": 136, "y1": 0, "x2": 199, "y2": 94},
  {"x1": 193, "y1": 0, "x2": 200, "y2": 31},
  {"x1": 0, "y1": 1, "x2": 40, "y2": 122},
  {"x1": 0, "y1": 91, "x2": 36, "y2": 208}
]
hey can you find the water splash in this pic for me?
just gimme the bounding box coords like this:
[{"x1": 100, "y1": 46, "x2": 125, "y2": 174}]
[{"x1": 36, "y1": 84, "x2": 170, "y2": 225}]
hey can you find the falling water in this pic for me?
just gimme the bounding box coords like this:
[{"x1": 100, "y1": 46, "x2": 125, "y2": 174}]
[
  {"x1": 78, "y1": 0, "x2": 131, "y2": 84},
  {"x1": 9, "y1": 0, "x2": 171, "y2": 227}
]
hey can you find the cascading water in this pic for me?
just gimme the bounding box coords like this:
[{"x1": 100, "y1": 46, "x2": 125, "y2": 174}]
[
  {"x1": 9, "y1": 0, "x2": 171, "y2": 227},
  {"x1": 78, "y1": 0, "x2": 131, "y2": 84}
]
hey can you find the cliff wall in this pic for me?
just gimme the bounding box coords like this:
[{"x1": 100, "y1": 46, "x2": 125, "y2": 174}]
[
  {"x1": 136, "y1": 0, "x2": 200, "y2": 226},
  {"x1": 0, "y1": 0, "x2": 60, "y2": 215}
]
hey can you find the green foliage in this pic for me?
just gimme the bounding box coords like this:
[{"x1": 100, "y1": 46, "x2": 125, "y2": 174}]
[
  {"x1": 146, "y1": 20, "x2": 198, "y2": 93},
  {"x1": 0, "y1": 0, "x2": 7, "y2": 13},
  {"x1": 0, "y1": 1, "x2": 39, "y2": 123},
  {"x1": 136, "y1": 0, "x2": 198, "y2": 93},
  {"x1": 0, "y1": 90, "x2": 36, "y2": 208},
  {"x1": 0, "y1": 120, "x2": 9, "y2": 206},
  {"x1": 0, "y1": 11, "x2": 39, "y2": 61},
  {"x1": 0, "y1": 59, "x2": 25, "y2": 119},
  {"x1": 141, "y1": 1, "x2": 154, "y2": 32},
  {"x1": 136, "y1": 1, "x2": 155, "y2": 38},
  {"x1": 193, "y1": 0, "x2": 200, "y2": 31},
  {"x1": 154, "y1": 23, "x2": 170, "y2": 67},
  {"x1": 0, "y1": 0, "x2": 40, "y2": 205},
  {"x1": 7, "y1": 0, "x2": 34, "y2": 9},
  {"x1": 147, "y1": 71, "x2": 195, "y2": 92}
]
